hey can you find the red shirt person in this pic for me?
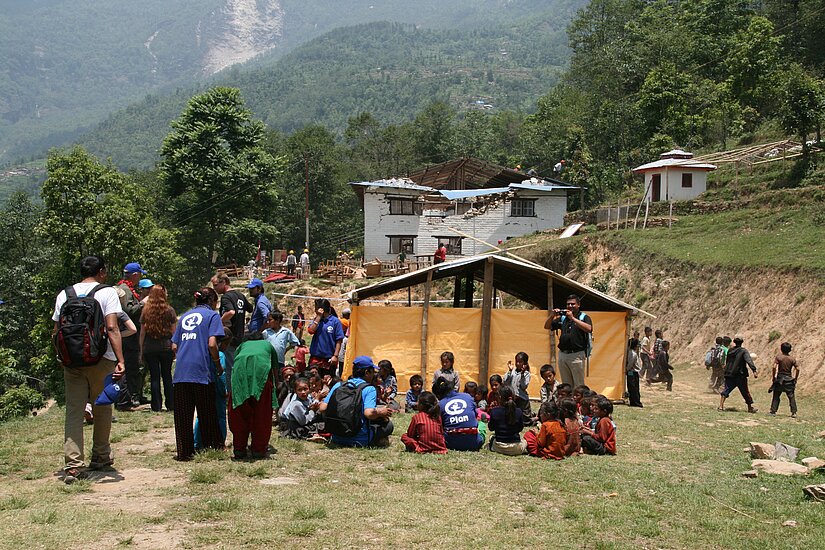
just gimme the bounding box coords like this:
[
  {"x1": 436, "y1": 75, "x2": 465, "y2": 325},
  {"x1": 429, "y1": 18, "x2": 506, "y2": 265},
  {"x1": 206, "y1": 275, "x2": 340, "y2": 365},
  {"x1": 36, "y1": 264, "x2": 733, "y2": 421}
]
[
  {"x1": 433, "y1": 244, "x2": 447, "y2": 264},
  {"x1": 401, "y1": 391, "x2": 447, "y2": 454}
]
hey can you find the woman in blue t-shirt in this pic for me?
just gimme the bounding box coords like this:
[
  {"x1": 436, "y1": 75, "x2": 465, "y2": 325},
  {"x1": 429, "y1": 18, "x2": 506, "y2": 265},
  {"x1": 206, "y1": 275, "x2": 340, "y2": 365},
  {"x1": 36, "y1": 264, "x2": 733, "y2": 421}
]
[{"x1": 171, "y1": 287, "x2": 226, "y2": 461}]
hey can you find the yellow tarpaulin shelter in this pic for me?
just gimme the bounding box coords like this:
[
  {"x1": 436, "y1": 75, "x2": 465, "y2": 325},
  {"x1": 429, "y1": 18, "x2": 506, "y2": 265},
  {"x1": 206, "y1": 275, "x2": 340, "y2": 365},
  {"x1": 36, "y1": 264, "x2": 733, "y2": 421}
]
[{"x1": 344, "y1": 255, "x2": 652, "y2": 401}]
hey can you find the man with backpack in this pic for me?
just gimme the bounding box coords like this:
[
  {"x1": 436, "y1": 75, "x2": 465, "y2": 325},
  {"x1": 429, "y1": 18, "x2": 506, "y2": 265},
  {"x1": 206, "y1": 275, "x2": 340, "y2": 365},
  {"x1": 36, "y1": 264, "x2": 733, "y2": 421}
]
[
  {"x1": 52, "y1": 255, "x2": 125, "y2": 483},
  {"x1": 718, "y1": 334, "x2": 759, "y2": 413},
  {"x1": 545, "y1": 294, "x2": 593, "y2": 387},
  {"x1": 318, "y1": 355, "x2": 394, "y2": 447},
  {"x1": 705, "y1": 336, "x2": 726, "y2": 393}
]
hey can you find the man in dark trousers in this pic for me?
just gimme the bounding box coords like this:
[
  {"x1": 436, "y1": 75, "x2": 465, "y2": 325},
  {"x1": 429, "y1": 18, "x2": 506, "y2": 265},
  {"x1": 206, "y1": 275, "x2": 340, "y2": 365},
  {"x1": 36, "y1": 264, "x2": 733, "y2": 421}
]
[
  {"x1": 719, "y1": 334, "x2": 759, "y2": 413},
  {"x1": 212, "y1": 272, "x2": 253, "y2": 396},
  {"x1": 115, "y1": 261, "x2": 147, "y2": 409},
  {"x1": 545, "y1": 294, "x2": 592, "y2": 387}
]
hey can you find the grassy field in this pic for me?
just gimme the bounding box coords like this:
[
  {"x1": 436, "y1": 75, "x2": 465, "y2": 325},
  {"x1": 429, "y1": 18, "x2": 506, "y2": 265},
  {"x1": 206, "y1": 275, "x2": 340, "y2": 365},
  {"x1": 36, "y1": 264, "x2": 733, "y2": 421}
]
[{"x1": 1, "y1": 363, "x2": 823, "y2": 549}]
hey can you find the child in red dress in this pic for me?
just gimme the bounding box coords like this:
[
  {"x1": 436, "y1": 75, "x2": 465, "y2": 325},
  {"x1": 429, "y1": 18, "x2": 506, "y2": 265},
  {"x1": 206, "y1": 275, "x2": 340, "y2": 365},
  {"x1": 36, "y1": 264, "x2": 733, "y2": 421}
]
[
  {"x1": 580, "y1": 396, "x2": 616, "y2": 455},
  {"x1": 401, "y1": 391, "x2": 447, "y2": 454},
  {"x1": 525, "y1": 401, "x2": 567, "y2": 460}
]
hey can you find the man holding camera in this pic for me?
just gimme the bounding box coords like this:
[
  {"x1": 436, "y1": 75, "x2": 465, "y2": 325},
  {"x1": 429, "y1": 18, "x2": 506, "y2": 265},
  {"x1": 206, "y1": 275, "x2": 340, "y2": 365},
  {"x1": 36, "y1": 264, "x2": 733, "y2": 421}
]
[{"x1": 544, "y1": 294, "x2": 593, "y2": 387}]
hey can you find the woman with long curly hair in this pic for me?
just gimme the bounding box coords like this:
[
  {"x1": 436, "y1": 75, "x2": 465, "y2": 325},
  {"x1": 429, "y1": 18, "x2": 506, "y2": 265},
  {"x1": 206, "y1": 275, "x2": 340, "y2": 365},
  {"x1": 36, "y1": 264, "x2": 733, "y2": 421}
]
[{"x1": 139, "y1": 285, "x2": 177, "y2": 412}]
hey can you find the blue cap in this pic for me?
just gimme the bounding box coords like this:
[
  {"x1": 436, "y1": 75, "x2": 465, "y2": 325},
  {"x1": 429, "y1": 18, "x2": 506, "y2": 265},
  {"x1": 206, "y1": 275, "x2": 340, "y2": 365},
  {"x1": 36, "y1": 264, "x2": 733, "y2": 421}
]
[
  {"x1": 123, "y1": 262, "x2": 147, "y2": 275},
  {"x1": 138, "y1": 279, "x2": 154, "y2": 289},
  {"x1": 352, "y1": 355, "x2": 378, "y2": 371},
  {"x1": 246, "y1": 278, "x2": 264, "y2": 288},
  {"x1": 95, "y1": 374, "x2": 123, "y2": 406}
]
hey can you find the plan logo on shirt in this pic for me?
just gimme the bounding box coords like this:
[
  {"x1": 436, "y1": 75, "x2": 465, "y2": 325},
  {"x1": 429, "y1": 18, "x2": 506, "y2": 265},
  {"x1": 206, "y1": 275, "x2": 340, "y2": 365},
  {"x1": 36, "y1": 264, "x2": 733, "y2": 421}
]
[
  {"x1": 180, "y1": 312, "x2": 203, "y2": 339},
  {"x1": 236, "y1": 299, "x2": 245, "y2": 310},
  {"x1": 444, "y1": 397, "x2": 469, "y2": 424},
  {"x1": 326, "y1": 325, "x2": 334, "y2": 334}
]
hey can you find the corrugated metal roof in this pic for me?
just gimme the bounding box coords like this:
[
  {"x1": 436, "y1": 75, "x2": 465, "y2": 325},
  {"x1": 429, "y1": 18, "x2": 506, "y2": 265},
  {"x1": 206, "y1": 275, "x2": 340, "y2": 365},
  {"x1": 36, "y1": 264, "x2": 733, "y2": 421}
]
[
  {"x1": 349, "y1": 179, "x2": 435, "y2": 192},
  {"x1": 439, "y1": 187, "x2": 511, "y2": 200},
  {"x1": 509, "y1": 182, "x2": 579, "y2": 192}
]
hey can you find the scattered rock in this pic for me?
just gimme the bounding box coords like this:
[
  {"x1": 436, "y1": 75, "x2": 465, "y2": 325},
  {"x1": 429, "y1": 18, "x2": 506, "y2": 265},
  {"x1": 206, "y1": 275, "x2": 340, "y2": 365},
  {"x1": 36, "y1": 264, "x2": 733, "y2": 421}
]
[
  {"x1": 816, "y1": 430, "x2": 825, "y2": 439},
  {"x1": 803, "y1": 484, "x2": 825, "y2": 502},
  {"x1": 749, "y1": 442, "x2": 775, "y2": 460},
  {"x1": 774, "y1": 442, "x2": 800, "y2": 462},
  {"x1": 759, "y1": 486, "x2": 769, "y2": 492},
  {"x1": 751, "y1": 459, "x2": 809, "y2": 476},
  {"x1": 782, "y1": 520, "x2": 797, "y2": 528},
  {"x1": 741, "y1": 470, "x2": 758, "y2": 478},
  {"x1": 801, "y1": 457, "x2": 825, "y2": 469}
]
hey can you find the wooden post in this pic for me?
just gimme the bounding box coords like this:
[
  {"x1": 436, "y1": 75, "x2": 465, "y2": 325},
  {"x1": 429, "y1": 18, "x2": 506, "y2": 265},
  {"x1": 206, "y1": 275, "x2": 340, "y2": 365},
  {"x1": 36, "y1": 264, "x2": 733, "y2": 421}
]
[
  {"x1": 642, "y1": 199, "x2": 650, "y2": 229},
  {"x1": 547, "y1": 277, "x2": 556, "y2": 372},
  {"x1": 464, "y1": 273, "x2": 474, "y2": 308},
  {"x1": 478, "y1": 258, "x2": 494, "y2": 386},
  {"x1": 668, "y1": 201, "x2": 673, "y2": 229},
  {"x1": 621, "y1": 313, "x2": 632, "y2": 401},
  {"x1": 616, "y1": 200, "x2": 621, "y2": 231},
  {"x1": 407, "y1": 286, "x2": 411, "y2": 307},
  {"x1": 606, "y1": 207, "x2": 611, "y2": 231},
  {"x1": 453, "y1": 276, "x2": 461, "y2": 308},
  {"x1": 420, "y1": 270, "x2": 433, "y2": 380},
  {"x1": 625, "y1": 199, "x2": 630, "y2": 229}
]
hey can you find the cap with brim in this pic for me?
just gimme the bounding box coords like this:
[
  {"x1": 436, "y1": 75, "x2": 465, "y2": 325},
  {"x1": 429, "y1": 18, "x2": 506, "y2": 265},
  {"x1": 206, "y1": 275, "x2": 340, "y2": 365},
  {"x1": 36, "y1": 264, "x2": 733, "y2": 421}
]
[
  {"x1": 138, "y1": 279, "x2": 154, "y2": 289},
  {"x1": 352, "y1": 355, "x2": 378, "y2": 371},
  {"x1": 95, "y1": 374, "x2": 123, "y2": 406},
  {"x1": 246, "y1": 278, "x2": 264, "y2": 288},
  {"x1": 123, "y1": 262, "x2": 147, "y2": 275}
]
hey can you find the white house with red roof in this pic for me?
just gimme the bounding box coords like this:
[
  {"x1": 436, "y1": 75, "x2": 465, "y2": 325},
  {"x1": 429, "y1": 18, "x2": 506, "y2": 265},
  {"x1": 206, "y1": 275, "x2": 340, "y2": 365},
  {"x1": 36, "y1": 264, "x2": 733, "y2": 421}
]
[{"x1": 632, "y1": 149, "x2": 717, "y2": 202}]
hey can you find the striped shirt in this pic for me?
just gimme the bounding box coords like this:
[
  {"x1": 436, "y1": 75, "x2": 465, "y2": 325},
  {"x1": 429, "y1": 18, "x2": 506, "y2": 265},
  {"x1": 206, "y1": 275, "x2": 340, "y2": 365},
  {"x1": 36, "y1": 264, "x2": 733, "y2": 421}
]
[{"x1": 401, "y1": 412, "x2": 447, "y2": 454}]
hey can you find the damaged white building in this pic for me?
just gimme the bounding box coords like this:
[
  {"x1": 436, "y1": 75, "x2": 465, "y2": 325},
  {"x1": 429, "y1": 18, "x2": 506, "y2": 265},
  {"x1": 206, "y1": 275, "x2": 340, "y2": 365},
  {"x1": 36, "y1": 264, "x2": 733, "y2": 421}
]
[{"x1": 350, "y1": 157, "x2": 579, "y2": 261}]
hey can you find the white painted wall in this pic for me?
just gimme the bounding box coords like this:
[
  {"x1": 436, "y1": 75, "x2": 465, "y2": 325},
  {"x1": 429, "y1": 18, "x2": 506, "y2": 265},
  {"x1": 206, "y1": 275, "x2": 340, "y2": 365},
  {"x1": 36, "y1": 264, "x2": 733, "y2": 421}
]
[
  {"x1": 362, "y1": 188, "x2": 569, "y2": 261},
  {"x1": 645, "y1": 169, "x2": 708, "y2": 202}
]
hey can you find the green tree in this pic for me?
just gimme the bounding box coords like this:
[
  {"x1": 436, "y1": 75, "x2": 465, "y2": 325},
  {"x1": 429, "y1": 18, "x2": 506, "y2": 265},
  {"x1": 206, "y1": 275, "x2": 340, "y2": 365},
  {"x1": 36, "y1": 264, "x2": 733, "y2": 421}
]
[
  {"x1": 724, "y1": 16, "x2": 781, "y2": 114},
  {"x1": 159, "y1": 87, "x2": 283, "y2": 270},
  {"x1": 780, "y1": 64, "x2": 824, "y2": 153},
  {"x1": 413, "y1": 101, "x2": 456, "y2": 163},
  {"x1": 33, "y1": 147, "x2": 185, "y2": 394}
]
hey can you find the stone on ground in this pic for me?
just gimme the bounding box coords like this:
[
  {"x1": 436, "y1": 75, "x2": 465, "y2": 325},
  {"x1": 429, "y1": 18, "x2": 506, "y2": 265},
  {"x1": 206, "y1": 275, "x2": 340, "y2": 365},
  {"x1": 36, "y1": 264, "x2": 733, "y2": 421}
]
[
  {"x1": 749, "y1": 442, "x2": 775, "y2": 460},
  {"x1": 774, "y1": 442, "x2": 800, "y2": 462},
  {"x1": 741, "y1": 470, "x2": 758, "y2": 478},
  {"x1": 751, "y1": 459, "x2": 809, "y2": 476},
  {"x1": 801, "y1": 457, "x2": 825, "y2": 469}
]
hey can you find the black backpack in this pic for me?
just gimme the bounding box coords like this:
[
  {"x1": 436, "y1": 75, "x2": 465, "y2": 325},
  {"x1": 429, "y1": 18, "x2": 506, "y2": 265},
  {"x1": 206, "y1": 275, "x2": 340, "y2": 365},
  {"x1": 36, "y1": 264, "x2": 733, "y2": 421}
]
[
  {"x1": 54, "y1": 284, "x2": 109, "y2": 367},
  {"x1": 325, "y1": 381, "x2": 369, "y2": 438}
]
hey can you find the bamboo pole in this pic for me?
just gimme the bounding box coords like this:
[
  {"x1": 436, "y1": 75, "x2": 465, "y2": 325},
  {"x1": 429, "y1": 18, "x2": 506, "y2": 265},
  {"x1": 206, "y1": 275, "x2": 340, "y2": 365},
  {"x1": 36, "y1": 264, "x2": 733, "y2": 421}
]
[
  {"x1": 642, "y1": 199, "x2": 650, "y2": 229},
  {"x1": 420, "y1": 270, "x2": 433, "y2": 380},
  {"x1": 607, "y1": 207, "x2": 611, "y2": 231},
  {"x1": 478, "y1": 258, "x2": 494, "y2": 385},
  {"x1": 547, "y1": 277, "x2": 556, "y2": 372},
  {"x1": 669, "y1": 201, "x2": 673, "y2": 229},
  {"x1": 444, "y1": 226, "x2": 544, "y2": 269},
  {"x1": 622, "y1": 314, "x2": 632, "y2": 400},
  {"x1": 634, "y1": 176, "x2": 653, "y2": 230}
]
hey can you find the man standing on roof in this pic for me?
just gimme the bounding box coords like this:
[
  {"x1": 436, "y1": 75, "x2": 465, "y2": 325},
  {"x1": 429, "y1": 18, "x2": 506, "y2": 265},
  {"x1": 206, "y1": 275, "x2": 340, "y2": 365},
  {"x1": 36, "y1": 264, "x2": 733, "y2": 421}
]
[
  {"x1": 433, "y1": 244, "x2": 447, "y2": 265},
  {"x1": 246, "y1": 278, "x2": 271, "y2": 334},
  {"x1": 299, "y1": 249, "x2": 310, "y2": 277},
  {"x1": 544, "y1": 294, "x2": 592, "y2": 387},
  {"x1": 553, "y1": 159, "x2": 566, "y2": 176},
  {"x1": 286, "y1": 250, "x2": 297, "y2": 276}
]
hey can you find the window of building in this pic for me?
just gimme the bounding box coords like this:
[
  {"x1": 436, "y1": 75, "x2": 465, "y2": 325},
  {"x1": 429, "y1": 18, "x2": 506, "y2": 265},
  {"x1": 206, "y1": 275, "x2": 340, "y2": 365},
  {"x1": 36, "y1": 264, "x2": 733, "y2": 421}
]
[
  {"x1": 388, "y1": 236, "x2": 415, "y2": 254},
  {"x1": 510, "y1": 198, "x2": 536, "y2": 217},
  {"x1": 388, "y1": 197, "x2": 422, "y2": 215},
  {"x1": 435, "y1": 236, "x2": 462, "y2": 255},
  {"x1": 681, "y1": 173, "x2": 693, "y2": 188}
]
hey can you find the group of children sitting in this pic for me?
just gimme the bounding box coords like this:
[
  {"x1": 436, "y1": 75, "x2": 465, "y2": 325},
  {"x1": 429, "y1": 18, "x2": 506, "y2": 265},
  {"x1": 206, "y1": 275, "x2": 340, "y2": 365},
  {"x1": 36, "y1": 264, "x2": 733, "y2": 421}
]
[
  {"x1": 403, "y1": 357, "x2": 616, "y2": 458},
  {"x1": 273, "y1": 346, "x2": 617, "y2": 458}
]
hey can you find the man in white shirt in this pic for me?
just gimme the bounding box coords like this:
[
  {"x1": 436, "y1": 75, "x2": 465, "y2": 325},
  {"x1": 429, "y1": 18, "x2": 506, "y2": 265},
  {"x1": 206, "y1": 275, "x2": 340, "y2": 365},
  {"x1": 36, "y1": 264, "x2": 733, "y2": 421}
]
[
  {"x1": 52, "y1": 255, "x2": 125, "y2": 482},
  {"x1": 299, "y1": 249, "x2": 310, "y2": 277}
]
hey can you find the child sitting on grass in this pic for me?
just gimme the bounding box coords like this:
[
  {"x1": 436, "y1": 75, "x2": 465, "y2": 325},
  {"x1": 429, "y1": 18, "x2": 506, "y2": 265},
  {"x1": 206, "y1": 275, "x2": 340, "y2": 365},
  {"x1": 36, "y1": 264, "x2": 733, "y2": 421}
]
[
  {"x1": 463, "y1": 381, "x2": 478, "y2": 398},
  {"x1": 476, "y1": 384, "x2": 489, "y2": 411},
  {"x1": 279, "y1": 376, "x2": 322, "y2": 439},
  {"x1": 401, "y1": 391, "x2": 447, "y2": 454},
  {"x1": 378, "y1": 359, "x2": 399, "y2": 406},
  {"x1": 559, "y1": 398, "x2": 582, "y2": 456},
  {"x1": 580, "y1": 396, "x2": 616, "y2": 455},
  {"x1": 540, "y1": 364, "x2": 559, "y2": 404},
  {"x1": 488, "y1": 386, "x2": 526, "y2": 455},
  {"x1": 524, "y1": 400, "x2": 567, "y2": 460},
  {"x1": 405, "y1": 374, "x2": 423, "y2": 412},
  {"x1": 573, "y1": 384, "x2": 590, "y2": 410},
  {"x1": 555, "y1": 383, "x2": 573, "y2": 403},
  {"x1": 487, "y1": 374, "x2": 503, "y2": 409}
]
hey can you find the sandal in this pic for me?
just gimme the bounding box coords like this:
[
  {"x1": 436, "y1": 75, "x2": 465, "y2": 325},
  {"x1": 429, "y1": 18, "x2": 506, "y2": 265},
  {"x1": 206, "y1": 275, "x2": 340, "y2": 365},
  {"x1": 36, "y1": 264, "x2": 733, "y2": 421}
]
[
  {"x1": 63, "y1": 467, "x2": 89, "y2": 484},
  {"x1": 717, "y1": 407, "x2": 725, "y2": 412}
]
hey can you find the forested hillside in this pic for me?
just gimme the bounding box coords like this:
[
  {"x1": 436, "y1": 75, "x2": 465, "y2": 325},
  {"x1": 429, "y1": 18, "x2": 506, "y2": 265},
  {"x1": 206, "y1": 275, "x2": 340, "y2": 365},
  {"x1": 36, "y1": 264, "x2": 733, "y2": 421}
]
[
  {"x1": 0, "y1": 0, "x2": 582, "y2": 165},
  {"x1": 80, "y1": 18, "x2": 575, "y2": 168}
]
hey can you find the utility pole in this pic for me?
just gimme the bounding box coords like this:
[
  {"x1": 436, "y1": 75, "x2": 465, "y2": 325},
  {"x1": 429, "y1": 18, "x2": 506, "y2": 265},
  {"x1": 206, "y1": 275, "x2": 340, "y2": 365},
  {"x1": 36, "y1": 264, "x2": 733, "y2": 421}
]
[{"x1": 304, "y1": 155, "x2": 310, "y2": 249}]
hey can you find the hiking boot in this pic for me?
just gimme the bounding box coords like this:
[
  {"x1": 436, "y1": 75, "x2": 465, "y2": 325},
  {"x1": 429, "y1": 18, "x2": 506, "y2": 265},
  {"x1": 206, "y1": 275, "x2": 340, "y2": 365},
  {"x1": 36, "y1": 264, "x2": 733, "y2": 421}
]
[{"x1": 88, "y1": 459, "x2": 114, "y2": 471}]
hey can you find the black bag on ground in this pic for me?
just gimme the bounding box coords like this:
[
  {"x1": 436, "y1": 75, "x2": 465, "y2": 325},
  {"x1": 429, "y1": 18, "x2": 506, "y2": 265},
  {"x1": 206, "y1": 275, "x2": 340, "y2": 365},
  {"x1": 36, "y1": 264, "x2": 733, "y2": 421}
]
[
  {"x1": 324, "y1": 381, "x2": 369, "y2": 437},
  {"x1": 54, "y1": 284, "x2": 109, "y2": 367}
]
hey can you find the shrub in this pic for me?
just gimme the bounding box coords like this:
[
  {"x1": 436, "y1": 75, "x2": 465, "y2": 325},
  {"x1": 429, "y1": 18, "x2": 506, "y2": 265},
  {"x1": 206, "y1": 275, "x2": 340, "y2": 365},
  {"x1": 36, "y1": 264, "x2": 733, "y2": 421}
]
[
  {"x1": 768, "y1": 330, "x2": 781, "y2": 343},
  {"x1": 0, "y1": 386, "x2": 45, "y2": 422}
]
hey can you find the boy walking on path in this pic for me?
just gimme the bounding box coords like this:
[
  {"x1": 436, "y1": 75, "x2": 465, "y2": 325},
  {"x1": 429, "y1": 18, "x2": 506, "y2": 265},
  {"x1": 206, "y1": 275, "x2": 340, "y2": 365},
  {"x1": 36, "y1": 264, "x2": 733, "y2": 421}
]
[
  {"x1": 719, "y1": 335, "x2": 758, "y2": 413},
  {"x1": 769, "y1": 342, "x2": 799, "y2": 418},
  {"x1": 706, "y1": 336, "x2": 726, "y2": 393}
]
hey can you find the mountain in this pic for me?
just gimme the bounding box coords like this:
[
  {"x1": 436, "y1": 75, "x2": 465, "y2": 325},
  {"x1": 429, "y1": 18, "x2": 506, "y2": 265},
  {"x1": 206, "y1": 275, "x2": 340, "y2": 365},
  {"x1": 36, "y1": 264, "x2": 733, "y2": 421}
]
[
  {"x1": 0, "y1": 0, "x2": 583, "y2": 165},
  {"x1": 80, "y1": 10, "x2": 581, "y2": 168}
]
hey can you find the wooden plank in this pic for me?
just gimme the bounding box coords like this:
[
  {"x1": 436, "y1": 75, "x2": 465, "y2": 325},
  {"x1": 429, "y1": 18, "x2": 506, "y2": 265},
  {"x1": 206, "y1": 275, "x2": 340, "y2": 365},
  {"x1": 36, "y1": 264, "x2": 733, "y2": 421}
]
[
  {"x1": 622, "y1": 313, "x2": 632, "y2": 400},
  {"x1": 478, "y1": 258, "x2": 494, "y2": 385},
  {"x1": 420, "y1": 270, "x2": 433, "y2": 380}
]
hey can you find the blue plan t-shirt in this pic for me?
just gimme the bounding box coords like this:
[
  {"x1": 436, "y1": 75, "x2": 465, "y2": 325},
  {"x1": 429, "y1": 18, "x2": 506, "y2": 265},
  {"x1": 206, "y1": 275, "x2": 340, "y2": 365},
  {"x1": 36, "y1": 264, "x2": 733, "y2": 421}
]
[
  {"x1": 309, "y1": 315, "x2": 344, "y2": 359},
  {"x1": 324, "y1": 377, "x2": 377, "y2": 447},
  {"x1": 172, "y1": 305, "x2": 225, "y2": 384},
  {"x1": 439, "y1": 390, "x2": 480, "y2": 450}
]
